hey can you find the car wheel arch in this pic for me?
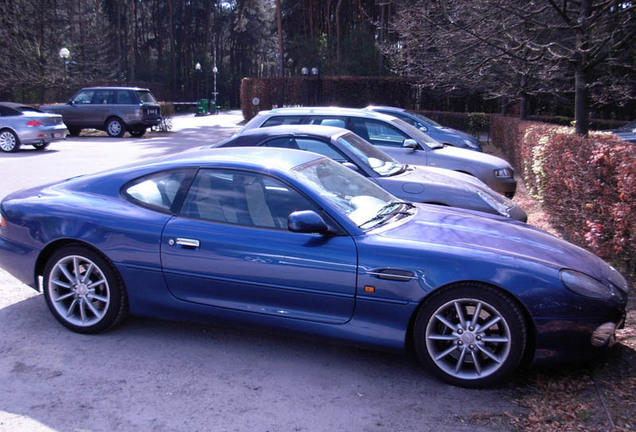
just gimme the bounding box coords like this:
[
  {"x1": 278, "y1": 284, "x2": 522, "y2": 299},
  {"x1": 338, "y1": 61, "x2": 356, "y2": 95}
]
[
  {"x1": 35, "y1": 239, "x2": 115, "y2": 288},
  {"x1": 404, "y1": 281, "x2": 535, "y2": 368}
]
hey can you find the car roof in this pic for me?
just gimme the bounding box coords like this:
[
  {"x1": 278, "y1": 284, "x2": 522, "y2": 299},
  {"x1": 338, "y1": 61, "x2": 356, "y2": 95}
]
[
  {"x1": 365, "y1": 105, "x2": 408, "y2": 113},
  {"x1": 0, "y1": 101, "x2": 37, "y2": 109},
  {"x1": 78, "y1": 87, "x2": 151, "y2": 91},
  {"x1": 164, "y1": 146, "x2": 324, "y2": 172},
  {"x1": 238, "y1": 124, "x2": 349, "y2": 140},
  {"x1": 262, "y1": 106, "x2": 398, "y2": 121}
]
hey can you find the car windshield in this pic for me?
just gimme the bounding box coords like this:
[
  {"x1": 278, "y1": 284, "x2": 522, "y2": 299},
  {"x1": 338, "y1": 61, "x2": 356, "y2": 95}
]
[
  {"x1": 408, "y1": 111, "x2": 442, "y2": 128},
  {"x1": 390, "y1": 118, "x2": 444, "y2": 149},
  {"x1": 136, "y1": 90, "x2": 157, "y2": 104},
  {"x1": 290, "y1": 157, "x2": 413, "y2": 228},
  {"x1": 336, "y1": 133, "x2": 405, "y2": 177}
]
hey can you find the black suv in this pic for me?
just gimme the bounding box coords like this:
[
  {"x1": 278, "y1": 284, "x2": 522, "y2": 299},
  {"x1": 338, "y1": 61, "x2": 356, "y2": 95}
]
[{"x1": 41, "y1": 87, "x2": 162, "y2": 138}]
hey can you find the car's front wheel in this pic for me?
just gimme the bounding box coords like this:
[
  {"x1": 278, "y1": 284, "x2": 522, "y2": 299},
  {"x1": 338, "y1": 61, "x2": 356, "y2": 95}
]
[
  {"x1": 0, "y1": 129, "x2": 20, "y2": 152},
  {"x1": 413, "y1": 283, "x2": 527, "y2": 387},
  {"x1": 43, "y1": 246, "x2": 128, "y2": 333},
  {"x1": 105, "y1": 117, "x2": 125, "y2": 137}
]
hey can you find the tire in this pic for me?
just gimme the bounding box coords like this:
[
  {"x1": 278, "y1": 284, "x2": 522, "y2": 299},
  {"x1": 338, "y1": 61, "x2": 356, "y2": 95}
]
[
  {"x1": 43, "y1": 246, "x2": 128, "y2": 334},
  {"x1": 0, "y1": 129, "x2": 21, "y2": 152},
  {"x1": 129, "y1": 127, "x2": 146, "y2": 138},
  {"x1": 105, "y1": 117, "x2": 125, "y2": 137},
  {"x1": 413, "y1": 283, "x2": 527, "y2": 387},
  {"x1": 68, "y1": 128, "x2": 81, "y2": 137},
  {"x1": 33, "y1": 142, "x2": 49, "y2": 151}
]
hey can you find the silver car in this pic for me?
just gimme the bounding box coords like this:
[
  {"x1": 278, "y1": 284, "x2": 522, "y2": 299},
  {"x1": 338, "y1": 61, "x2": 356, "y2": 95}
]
[
  {"x1": 0, "y1": 102, "x2": 68, "y2": 152},
  {"x1": 216, "y1": 125, "x2": 527, "y2": 221},
  {"x1": 240, "y1": 107, "x2": 517, "y2": 197}
]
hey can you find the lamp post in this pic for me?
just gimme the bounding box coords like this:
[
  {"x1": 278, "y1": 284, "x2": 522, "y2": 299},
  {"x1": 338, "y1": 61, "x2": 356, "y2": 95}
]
[
  {"x1": 59, "y1": 47, "x2": 70, "y2": 81},
  {"x1": 212, "y1": 51, "x2": 218, "y2": 113},
  {"x1": 195, "y1": 62, "x2": 201, "y2": 100}
]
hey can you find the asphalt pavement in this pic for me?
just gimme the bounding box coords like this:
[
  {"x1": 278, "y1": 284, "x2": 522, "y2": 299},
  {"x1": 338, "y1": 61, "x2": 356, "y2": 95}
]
[{"x1": 0, "y1": 112, "x2": 522, "y2": 432}]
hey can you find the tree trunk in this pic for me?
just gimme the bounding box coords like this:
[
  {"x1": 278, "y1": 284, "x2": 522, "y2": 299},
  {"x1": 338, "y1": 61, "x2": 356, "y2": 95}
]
[
  {"x1": 574, "y1": 68, "x2": 590, "y2": 136},
  {"x1": 276, "y1": 0, "x2": 284, "y2": 76}
]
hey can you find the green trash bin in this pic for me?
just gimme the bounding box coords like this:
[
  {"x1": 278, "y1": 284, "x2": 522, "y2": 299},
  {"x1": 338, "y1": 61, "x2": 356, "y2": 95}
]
[{"x1": 196, "y1": 99, "x2": 208, "y2": 116}]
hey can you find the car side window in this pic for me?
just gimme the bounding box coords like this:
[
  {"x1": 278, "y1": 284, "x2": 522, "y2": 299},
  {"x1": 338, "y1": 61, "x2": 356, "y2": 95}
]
[
  {"x1": 350, "y1": 119, "x2": 409, "y2": 148},
  {"x1": 265, "y1": 137, "x2": 349, "y2": 163},
  {"x1": 123, "y1": 170, "x2": 191, "y2": 213},
  {"x1": 180, "y1": 169, "x2": 319, "y2": 230},
  {"x1": 93, "y1": 90, "x2": 116, "y2": 104},
  {"x1": 261, "y1": 116, "x2": 304, "y2": 127},
  {"x1": 116, "y1": 90, "x2": 134, "y2": 104},
  {"x1": 72, "y1": 90, "x2": 95, "y2": 104},
  {"x1": 306, "y1": 116, "x2": 347, "y2": 128}
]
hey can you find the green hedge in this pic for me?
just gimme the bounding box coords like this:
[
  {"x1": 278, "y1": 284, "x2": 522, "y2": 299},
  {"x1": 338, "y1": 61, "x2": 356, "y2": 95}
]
[{"x1": 491, "y1": 116, "x2": 635, "y2": 276}]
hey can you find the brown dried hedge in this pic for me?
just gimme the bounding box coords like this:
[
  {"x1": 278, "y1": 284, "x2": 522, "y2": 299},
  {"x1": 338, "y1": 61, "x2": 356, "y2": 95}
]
[{"x1": 491, "y1": 116, "x2": 635, "y2": 276}]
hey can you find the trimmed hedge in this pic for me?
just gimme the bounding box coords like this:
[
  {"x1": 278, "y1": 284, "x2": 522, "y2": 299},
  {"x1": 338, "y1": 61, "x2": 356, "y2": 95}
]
[{"x1": 491, "y1": 116, "x2": 635, "y2": 276}]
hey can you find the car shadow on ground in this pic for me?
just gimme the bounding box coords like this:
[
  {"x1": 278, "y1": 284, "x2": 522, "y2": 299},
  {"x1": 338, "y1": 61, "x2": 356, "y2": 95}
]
[{"x1": 0, "y1": 294, "x2": 522, "y2": 432}]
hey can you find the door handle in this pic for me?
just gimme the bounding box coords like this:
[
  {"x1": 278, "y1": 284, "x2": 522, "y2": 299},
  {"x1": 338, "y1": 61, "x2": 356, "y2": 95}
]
[{"x1": 172, "y1": 238, "x2": 200, "y2": 248}]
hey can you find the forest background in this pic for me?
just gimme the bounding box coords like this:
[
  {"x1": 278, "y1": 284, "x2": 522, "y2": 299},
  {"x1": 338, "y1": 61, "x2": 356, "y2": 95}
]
[{"x1": 0, "y1": 0, "x2": 634, "y2": 134}]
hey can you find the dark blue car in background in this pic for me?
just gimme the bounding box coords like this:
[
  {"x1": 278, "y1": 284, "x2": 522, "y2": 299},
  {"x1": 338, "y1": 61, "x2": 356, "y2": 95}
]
[{"x1": 0, "y1": 147, "x2": 628, "y2": 387}]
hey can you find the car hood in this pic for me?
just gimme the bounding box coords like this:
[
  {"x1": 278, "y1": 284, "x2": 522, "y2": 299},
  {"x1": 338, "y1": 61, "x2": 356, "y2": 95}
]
[
  {"x1": 39, "y1": 103, "x2": 67, "y2": 111},
  {"x1": 435, "y1": 126, "x2": 475, "y2": 141},
  {"x1": 397, "y1": 165, "x2": 488, "y2": 188},
  {"x1": 430, "y1": 145, "x2": 512, "y2": 168},
  {"x1": 376, "y1": 205, "x2": 606, "y2": 278}
]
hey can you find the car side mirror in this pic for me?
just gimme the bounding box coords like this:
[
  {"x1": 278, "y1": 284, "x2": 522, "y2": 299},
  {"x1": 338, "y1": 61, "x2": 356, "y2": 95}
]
[
  {"x1": 341, "y1": 162, "x2": 359, "y2": 172},
  {"x1": 403, "y1": 139, "x2": 418, "y2": 150},
  {"x1": 68, "y1": 100, "x2": 75, "y2": 106},
  {"x1": 288, "y1": 210, "x2": 329, "y2": 234}
]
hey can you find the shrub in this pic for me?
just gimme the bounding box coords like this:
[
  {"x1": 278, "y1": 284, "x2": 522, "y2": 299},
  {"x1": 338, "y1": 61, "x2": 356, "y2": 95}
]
[{"x1": 491, "y1": 116, "x2": 635, "y2": 276}]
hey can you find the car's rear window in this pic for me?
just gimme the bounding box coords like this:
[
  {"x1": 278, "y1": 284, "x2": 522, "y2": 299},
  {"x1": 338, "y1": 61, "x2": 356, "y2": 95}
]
[{"x1": 136, "y1": 91, "x2": 158, "y2": 104}]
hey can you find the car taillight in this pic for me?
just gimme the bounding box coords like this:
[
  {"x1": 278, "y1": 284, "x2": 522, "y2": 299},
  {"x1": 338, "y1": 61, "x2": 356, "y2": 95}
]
[
  {"x1": 0, "y1": 214, "x2": 6, "y2": 230},
  {"x1": 138, "y1": 109, "x2": 143, "y2": 117},
  {"x1": 27, "y1": 120, "x2": 43, "y2": 127}
]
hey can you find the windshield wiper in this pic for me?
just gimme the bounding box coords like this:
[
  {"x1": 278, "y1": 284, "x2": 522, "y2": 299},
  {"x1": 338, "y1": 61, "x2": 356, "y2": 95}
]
[{"x1": 358, "y1": 201, "x2": 415, "y2": 228}]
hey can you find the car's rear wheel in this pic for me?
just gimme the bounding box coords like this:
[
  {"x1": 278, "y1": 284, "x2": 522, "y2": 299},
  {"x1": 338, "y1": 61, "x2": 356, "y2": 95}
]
[
  {"x1": 43, "y1": 246, "x2": 128, "y2": 333},
  {"x1": 413, "y1": 283, "x2": 527, "y2": 387},
  {"x1": 0, "y1": 129, "x2": 20, "y2": 152},
  {"x1": 105, "y1": 117, "x2": 125, "y2": 137},
  {"x1": 129, "y1": 127, "x2": 146, "y2": 138}
]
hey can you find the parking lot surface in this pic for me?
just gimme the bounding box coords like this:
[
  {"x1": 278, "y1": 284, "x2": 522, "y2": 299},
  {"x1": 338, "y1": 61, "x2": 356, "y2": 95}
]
[{"x1": 0, "y1": 112, "x2": 521, "y2": 432}]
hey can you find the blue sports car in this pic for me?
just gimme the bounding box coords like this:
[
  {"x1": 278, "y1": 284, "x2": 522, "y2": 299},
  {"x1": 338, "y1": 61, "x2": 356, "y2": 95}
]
[{"x1": 0, "y1": 148, "x2": 629, "y2": 387}]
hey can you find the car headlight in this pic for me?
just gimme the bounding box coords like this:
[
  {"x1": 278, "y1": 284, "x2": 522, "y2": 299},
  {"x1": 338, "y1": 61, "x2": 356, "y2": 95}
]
[
  {"x1": 463, "y1": 139, "x2": 480, "y2": 149},
  {"x1": 560, "y1": 269, "x2": 617, "y2": 299},
  {"x1": 494, "y1": 168, "x2": 513, "y2": 178},
  {"x1": 476, "y1": 191, "x2": 510, "y2": 217}
]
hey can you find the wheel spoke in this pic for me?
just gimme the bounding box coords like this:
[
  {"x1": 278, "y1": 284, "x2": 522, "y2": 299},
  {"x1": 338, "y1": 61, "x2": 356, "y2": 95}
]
[
  {"x1": 470, "y1": 350, "x2": 482, "y2": 375},
  {"x1": 453, "y1": 301, "x2": 467, "y2": 328},
  {"x1": 79, "y1": 299, "x2": 88, "y2": 323},
  {"x1": 480, "y1": 335, "x2": 509, "y2": 343},
  {"x1": 66, "y1": 299, "x2": 79, "y2": 317},
  {"x1": 54, "y1": 291, "x2": 76, "y2": 302},
  {"x1": 428, "y1": 334, "x2": 458, "y2": 341},
  {"x1": 471, "y1": 301, "x2": 483, "y2": 328},
  {"x1": 52, "y1": 278, "x2": 72, "y2": 289},
  {"x1": 477, "y1": 316, "x2": 501, "y2": 333},
  {"x1": 81, "y1": 263, "x2": 95, "y2": 283},
  {"x1": 58, "y1": 264, "x2": 76, "y2": 284},
  {"x1": 454, "y1": 347, "x2": 467, "y2": 373},
  {"x1": 87, "y1": 278, "x2": 106, "y2": 289},
  {"x1": 434, "y1": 314, "x2": 458, "y2": 332},
  {"x1": 84, "y1": 299, "x2": 102, "y2": 318},
  {"x1": 88, "y1": 293, "x2": 108, "y2": 303},
  {"x1": 476, "y1": 344, "x2": 502, "y2": 363},
  {"x1": 434, "y1": 343, "x2": 459, "y2": 361}
]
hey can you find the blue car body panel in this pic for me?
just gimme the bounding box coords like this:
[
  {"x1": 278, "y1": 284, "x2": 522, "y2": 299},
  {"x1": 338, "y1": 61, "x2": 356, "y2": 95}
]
[{"x1": 0, "y1": 147, "x2": 628, "y2": 363}]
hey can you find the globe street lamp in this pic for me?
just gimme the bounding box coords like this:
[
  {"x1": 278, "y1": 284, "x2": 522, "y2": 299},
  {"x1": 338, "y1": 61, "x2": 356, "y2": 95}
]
[
  {"x1": 195, "y1": 62, "x2": 202, "y2": 100},
  {"x1": 59, "y1": 47, "x2": 70, "y2": 80},
  {"x1": 212, "y1": 63, "x2": 218, "y2": 113}
]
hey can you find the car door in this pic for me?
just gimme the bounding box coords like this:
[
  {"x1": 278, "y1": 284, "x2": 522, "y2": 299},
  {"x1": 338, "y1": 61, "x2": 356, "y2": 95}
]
[
  {"x1": 160, "y1": 168, "x2": 358, "y2": 324},
  {"x1": 348, "y1": 118, "x2": 430, "y2": 166},
  {"x1": 63, "y1": 89, "x2": 96, "y2": 128}
]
